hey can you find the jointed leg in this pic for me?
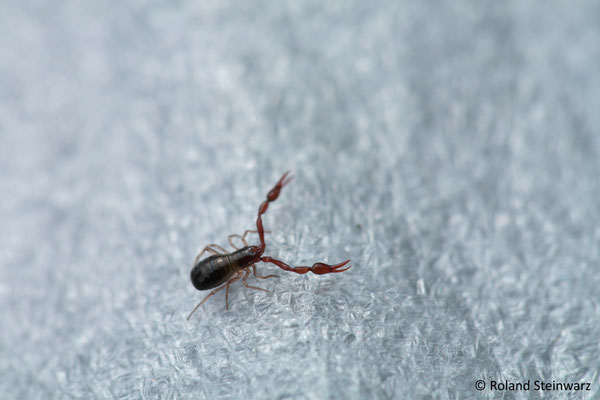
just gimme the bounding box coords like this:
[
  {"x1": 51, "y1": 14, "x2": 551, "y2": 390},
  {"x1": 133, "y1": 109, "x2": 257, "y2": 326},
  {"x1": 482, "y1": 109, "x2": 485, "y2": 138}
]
[
  {"x1": 261, "y1": 257, "x2": 351, "y2": 275},
  {"x1": 242, "y1": 268, "x2": 269, "y2": 292},
  {"x1": 227, "y1": 235, "x2": 241, "y2": 250},
  {"x1": 195, "y1": 244, "x2": 229, "y2": 264},
  {"x1": 225, "y1": 272, "x2": 242, "y2": 310},
  {"x1": 187, "y1": 283, "x2": 227, "y2": 320},
  {"x1": 242, "y1": 229, "x2": 270, "y2": 243},
  {"x1": 252, "y1": 264, "x2": 279, "y2": 280},
  {"x1": 228, "y1": 230, "x2": 271, "y2": 249}
]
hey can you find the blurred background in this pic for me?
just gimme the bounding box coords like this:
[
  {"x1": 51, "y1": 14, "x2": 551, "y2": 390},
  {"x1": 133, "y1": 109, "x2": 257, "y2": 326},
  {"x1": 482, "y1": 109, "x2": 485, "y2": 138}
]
[{"x1": 1, "y1": 1, "x2": 599, "y2": 399}]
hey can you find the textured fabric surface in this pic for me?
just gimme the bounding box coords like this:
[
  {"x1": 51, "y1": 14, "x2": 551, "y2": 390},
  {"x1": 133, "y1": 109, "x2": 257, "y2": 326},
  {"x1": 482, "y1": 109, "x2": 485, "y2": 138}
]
[{"x1": 2, "y1": 1, "x2": 600, "y2": 399}]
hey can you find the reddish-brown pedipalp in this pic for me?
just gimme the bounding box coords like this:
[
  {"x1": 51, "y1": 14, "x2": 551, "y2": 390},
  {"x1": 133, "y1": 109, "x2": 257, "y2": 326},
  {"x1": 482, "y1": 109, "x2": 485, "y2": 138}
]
[{"x1": 187, "y1": 172, "x2": 351, "y2": 319}]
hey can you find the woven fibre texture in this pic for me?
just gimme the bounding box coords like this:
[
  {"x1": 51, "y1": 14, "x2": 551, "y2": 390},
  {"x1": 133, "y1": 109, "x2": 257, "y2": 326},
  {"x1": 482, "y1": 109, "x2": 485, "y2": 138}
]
[{"x1": 1, "y1": 1, "x2": 600, "y2": 399}]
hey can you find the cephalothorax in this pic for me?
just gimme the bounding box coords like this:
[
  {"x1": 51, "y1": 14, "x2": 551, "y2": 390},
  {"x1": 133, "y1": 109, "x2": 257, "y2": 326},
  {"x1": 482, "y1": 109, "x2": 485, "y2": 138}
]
[{"x1": 187, "y1": 172, "x2": 351, "y2": 319}]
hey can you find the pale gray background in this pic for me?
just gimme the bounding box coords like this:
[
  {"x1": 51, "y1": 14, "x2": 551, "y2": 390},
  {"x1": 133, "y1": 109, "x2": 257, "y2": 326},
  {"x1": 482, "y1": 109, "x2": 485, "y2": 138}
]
[{"x1": 1, "y1": 1, "x2": 599, "y2": 399}]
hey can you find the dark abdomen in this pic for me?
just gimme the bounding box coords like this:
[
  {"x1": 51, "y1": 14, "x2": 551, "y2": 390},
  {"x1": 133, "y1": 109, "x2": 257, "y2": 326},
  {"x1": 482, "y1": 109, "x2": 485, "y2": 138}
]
[
  {"x1": 190, "y1": 247, "x2": 257, "y2": 291},
  {"x1": 190, "y1": 254, "x2": 237, "y2": 290}
]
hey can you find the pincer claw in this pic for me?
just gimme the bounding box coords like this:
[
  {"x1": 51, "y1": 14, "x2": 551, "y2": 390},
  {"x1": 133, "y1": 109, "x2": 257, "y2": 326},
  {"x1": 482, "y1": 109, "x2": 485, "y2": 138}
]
[
  {"x1": 279, "y1": 171, "x2": 294, "y2": 187},
  {"x1": 310, "y1": 259, "x2": 351, "y2": 275}
]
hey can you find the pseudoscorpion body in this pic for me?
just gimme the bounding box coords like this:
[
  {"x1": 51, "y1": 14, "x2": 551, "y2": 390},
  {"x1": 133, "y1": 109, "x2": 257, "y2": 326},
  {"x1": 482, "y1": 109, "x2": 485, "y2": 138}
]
[{"x1": 187, "y1": 172, "x2": 351, "y2": 319}]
